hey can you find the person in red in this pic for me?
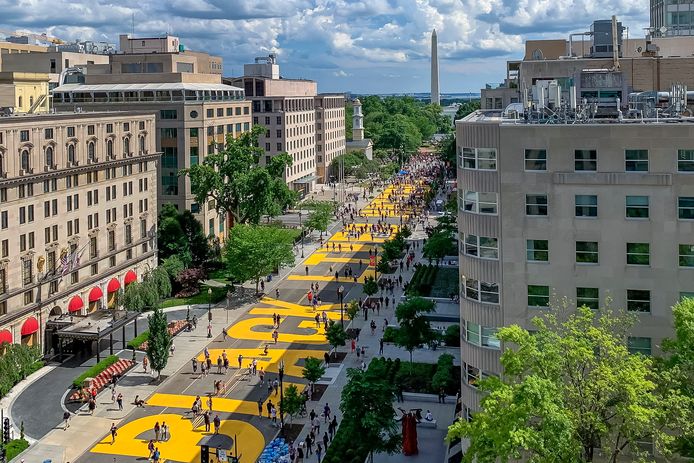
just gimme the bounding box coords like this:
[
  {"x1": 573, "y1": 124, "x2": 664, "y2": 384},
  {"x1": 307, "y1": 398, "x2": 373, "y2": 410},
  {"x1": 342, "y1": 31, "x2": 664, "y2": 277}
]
[{"x1": 307, "y1": 291, "x2": 313, "y2": 304}]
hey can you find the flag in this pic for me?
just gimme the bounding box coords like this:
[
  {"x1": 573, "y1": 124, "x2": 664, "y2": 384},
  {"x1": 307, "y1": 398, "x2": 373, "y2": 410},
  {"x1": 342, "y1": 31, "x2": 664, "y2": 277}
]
[{"x1": 60, "y1": 252, "x2": 69, "y2": 276}]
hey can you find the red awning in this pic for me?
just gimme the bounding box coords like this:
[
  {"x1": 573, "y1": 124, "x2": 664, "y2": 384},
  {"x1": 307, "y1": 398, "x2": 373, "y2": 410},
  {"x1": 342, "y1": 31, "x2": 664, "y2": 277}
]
[
  {"x1": 0, "y1": 329, "x2": 11, "y2": 345},
  {"x1": 124, "y1": 270, "x2": 137, "y2": 286},
  {"x1": 107, "y1": 278, "x2": 121, "y2": 293},
  {"x1": 88, "y1": 286, "x2": 103, "y2": 302},
  {"x1": 21, "y1": 317, "x2": 39, "y2": 336},
  {"x1": 67, "y1": 296, "x2": 84, "y2": 313}
]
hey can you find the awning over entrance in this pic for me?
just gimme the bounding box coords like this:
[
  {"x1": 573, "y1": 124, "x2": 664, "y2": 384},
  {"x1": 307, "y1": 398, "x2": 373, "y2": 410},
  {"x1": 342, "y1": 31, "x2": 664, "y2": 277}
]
[
  {"x1": 293, "y1": 174, "x2": 319, "y2": 184},
  {"x1": 0, "y1": 329, "x2": 11, "y2": 345},
  {"x1": 68, "y1": 296, "x2": 84, "y2": 313},
  {"x1": 124, "y1": 270, "x2": 137, "y2": 286},
  {"x1": 88, "y1": 287, "x2": 103, "y2": 302},
  {"x1": 21, "y1": 317, "x2": 39, "y2": 336},
  {"x1": 107, "y1": 278, "x2": 121, "y2": 293}
]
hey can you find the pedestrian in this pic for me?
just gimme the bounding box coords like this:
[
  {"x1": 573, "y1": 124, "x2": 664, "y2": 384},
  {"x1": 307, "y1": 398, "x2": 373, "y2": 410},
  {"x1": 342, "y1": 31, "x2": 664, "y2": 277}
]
[
  {"x1": 222, "y1": 327, "x2": 227, "y2": 340},
  {"x1": 201, "y1": 361, "x2": 207, "y2": 376},
  {"x1": 142, "y1": 356, "x2": 148, "y2": 373},
  {"x1": 267, "y1": 399, "x2": 274, "y2": 418},
  {"x1": 88, "y1": 397, "x2": 96, "y2": 414},
  {"x1": 438, "y1": 387, "x2": 446, "y2": 404},
  {"x1": 324, "y1": 351, "x2": 330, "y2": 365},
  {"x1": 217, "y1": 356, "x2": 223, "y2": 374},
  {"x1": 276, "y1": 288, "x2": 280, "y2": 298},
  {"x1": 110, "y1": 423, "x2": 117, "y2": 444},
  {"x1": 379, "y1": 338, "x2": 384, "y2": 355},
  {"x1": 316, "y1": 442, "x2": 322, "y2": 461},
  {"x1": 238, "y1": 354, "x2": 243, "y2": 369},
  {"x1": 252, "y1": 358, "x2": 258, "y2": 375},
  {"x1": 305, "y1": 434, "x2": 313, "y2": 456},
  {"x1": 273, "y1": 378, "x2": 279, "y2": 395},
  {"x1": 161, "y1": 422, "x2": 168, "y2": 441},
  {"x1": 257, "y1": 398, "x2": 263, "y2": 417},
  {"x1": 323, "y1": 403, "x2": 331, "y2": 422},
  {"x1": 273, "y1": 329, "x2": 279, "y2": 344},
  {"x1": 313, "y1": 416, "x2": 321, "y2": 434},
  {"x1": 154, "y1": 421, "x2": 161, "y2": 441},
  {"x1": 323, "y1": 431, "x2": 329, "y2": 449},
  {"x1": 330, "y1": 416, "x2": 337, "y2": 440},
  {"x1": 213, "y1": 414, "x2": 221, "y2": 434},
  {"x1": 259, "y1": 367, "x2": 265, "y2": 385},
  {"x1": 305, "y1": 265, "x2": 309, "y2": 275},
  {"x1": 192, "y1": 358, "x2": 198, "y2": 374},
  {"x1": 271, "y1": 405, "x2": 277, "y2": 426},
  {"x1": 204, "y1": 411, "x2": 211, "y2": 432},
  {"x1": 63, "y1": 411, "x2": 71, "y2": 430},
  {"x1": 207, "y1": 395, "x2": 213, "y2": 410},
  {"x1": 206, "y1": 356, "x2": 212, "y2": 371},
  {"x1": 148, "y1": 439, "x2": 155, "y2": 459},
  {"x1": 117, "y1": 392, "x2": 123, "y2": 411},
  {"x1": 152, "y1": 448, "x2": 161, "y2": 463},
  {"x1": 356, "y1": 346, "x2": 360, "y2": 360},
  {"x1": 351, "y1": 338, "x2": 356, "y2": 353}
]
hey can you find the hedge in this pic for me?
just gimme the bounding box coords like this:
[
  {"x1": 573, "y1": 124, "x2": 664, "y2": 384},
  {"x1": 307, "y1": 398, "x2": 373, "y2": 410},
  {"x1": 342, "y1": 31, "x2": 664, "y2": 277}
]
[
  {"x1": 127, "y1": 331, "x2": 150, "y2": 350},
  {"x1": 72, "y1": 355, "x2": 120, "y2": 388},
  {"x1": 443, "y1": 324, "x2": 461, "y2": 347},
  {"x1": 3, "y1": 438, "x2": 29, "y2": 461},
  {"x1": 382, "y1": 326, "x2": 399, "y2": 343}
]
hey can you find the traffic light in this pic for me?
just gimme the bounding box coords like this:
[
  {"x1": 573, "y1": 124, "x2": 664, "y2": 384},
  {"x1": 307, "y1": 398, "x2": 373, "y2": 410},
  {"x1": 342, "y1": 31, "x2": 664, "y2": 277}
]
[
  {"x1": 0, "y1": 445, "x2": 6, "y2": 463},
  {"x1": 200, "y1": 444, "x2": 209, "y2": 463},
  {"x1": 2, "y1": 418, "x2": 9, "y2": 444}
]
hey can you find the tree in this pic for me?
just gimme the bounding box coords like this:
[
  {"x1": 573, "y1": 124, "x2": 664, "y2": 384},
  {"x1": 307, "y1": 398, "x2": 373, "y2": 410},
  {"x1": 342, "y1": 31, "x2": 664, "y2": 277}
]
[
  {"x1": 182, "y1": 126, "x2": 297, "y2": 225},
  {"x1": 121, "y1": 281, "x2": 158, "y2": 312},
  {"x1": 437, "y1": 134, "x2": 456, "y2": 166},
  {"x1": 340, "y1": 359, "x2": 400, "y2": 461},
  {"x1": 454, "y1": 100, "x2": 481, "y2": 120},
  {"x1": 325, "y1": 321, "x2": 347, "y2": 359},
  {"x1": 146, "y1": 305, "x2": 172, "y2": 380},
  {"x1": 175, "y1": 267, "x2": 207, "y2": 297},
  {"x1": 346, "y1": 300, "x2": 359, "y2": 322},
  {"x1": 280, "y1": 384, "x2": 303, "y2": 423},
  {"x1": 147, "y1": 268, "x2": 172, "y2": 301},
  {"x1": 303, "y1": 201, "x2": 334, "y2": 238},
  {"x1": 161, "y1": 255, "x2": 185, "y2": 280},
  {"x1": 363, "y1": 276, "x2": 378, "y2": 298},
  {"x1": 224, "y1": 225, "x2": 296, "y2": 293},
  {"x1": 394, "y1": 297, "x2": 436, "y2": 365},
  {"x1": 302, "y1": 356, "x2": 326, "y2": 397},
  {"x1": 423, "y1": 230, "x2": 457, "y2": 264},
  {"x1": 447, "y1": 306, "x2": 694, "y2": 463},
  {"x1": 157, "y1": 204, "x2": 190, "y2": 264}
]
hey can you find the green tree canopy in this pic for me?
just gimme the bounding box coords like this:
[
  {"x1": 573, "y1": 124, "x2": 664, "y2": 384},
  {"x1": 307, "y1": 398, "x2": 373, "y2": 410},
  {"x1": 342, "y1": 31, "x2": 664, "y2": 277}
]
[
  {"x1": 182, "y1": 126, "x2": 297, "y2": 225},
  {"x1": 157, "y1": 204, "x2": 209, "y2": 266},
  {"x1": 394, "y1": 297, "x2": 436, "y2": 364},
  {"x1": 224, "y1": 224, "x2": 296, "y2": 292},
  {"x1": 280, "y1": 384, "x2": 304, "y2": 423},
  {"x1": 302, "y1": 356, "x2": 326, "y2": 395},
  {"x1": 303, "y1": 201, "x2": 334, "y2": 238},
  {"x1": 146, "y1": 305, "x2": 172, "y2": 380},
  {"x1": 454, "y1": 100, "x2": 481, "y2": 120},
  {"x1": 325, "y1": 321, "x2": 347, "y2": 358},
  {"x1": 423, "y1": 230, "x2": 457, "y2": 264},
  {"x1": 448, "y1": 306, "x2": 694, "y2": 463},
  {"x1": 363, "y1": 276, "x2": 378, "y2": 297}
]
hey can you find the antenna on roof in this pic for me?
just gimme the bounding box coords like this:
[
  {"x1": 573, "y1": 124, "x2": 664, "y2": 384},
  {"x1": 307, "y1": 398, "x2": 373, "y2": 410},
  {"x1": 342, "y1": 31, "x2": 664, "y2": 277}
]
[{"x1": 131, "y1": 13, "x2": 134, "y2": 38}]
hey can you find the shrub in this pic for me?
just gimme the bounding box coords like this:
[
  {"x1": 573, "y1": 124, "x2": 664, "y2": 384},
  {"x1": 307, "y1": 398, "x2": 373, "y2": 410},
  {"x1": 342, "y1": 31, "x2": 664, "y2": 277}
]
[
  {"x1": 127, "y1": 331, "x2": 150, "y2": 350},
  {"x1": 4, "y1": 438, "x2": 29, "y2": 461},
  {"x1": 382, "y1": 326, "x2": 399, "y2": 343},
  {"x1": 72, "y1": 355, "x2": 120, "y2": 388},
  {"x1": 175, "y1": 267, "x2": 207, "y2": 297},
  {"x1": 443, "y1": 324, "x2": 460, "y2": 347},
  {"x1": 432, "y1": 353, "x2": 456, "y2": 393},
  {"x1": 0, "y1": 344, "x2": 42, "y2": 399}
]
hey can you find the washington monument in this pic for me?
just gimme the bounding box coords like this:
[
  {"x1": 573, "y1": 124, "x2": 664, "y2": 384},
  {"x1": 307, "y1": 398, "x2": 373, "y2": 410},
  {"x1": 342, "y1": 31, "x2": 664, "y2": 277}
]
[{"x1": 431, "y1": 29, "x2": 440, "y2": 105}]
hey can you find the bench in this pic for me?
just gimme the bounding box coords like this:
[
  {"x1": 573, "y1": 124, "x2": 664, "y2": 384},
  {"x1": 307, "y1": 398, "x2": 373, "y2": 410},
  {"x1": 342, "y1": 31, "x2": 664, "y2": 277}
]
[{"x1": 419, "y1": 420, "x2": 437, "y2": 429}]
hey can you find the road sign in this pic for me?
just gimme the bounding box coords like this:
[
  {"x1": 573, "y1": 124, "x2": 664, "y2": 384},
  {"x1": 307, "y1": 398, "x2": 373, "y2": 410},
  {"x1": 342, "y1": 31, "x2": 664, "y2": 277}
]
[
  {"x1": 217, "y1": 448, "x2": 227, "y2": 462},
  {"x1": 369, "y1": 255, "x2": 376, "y2": 267}
]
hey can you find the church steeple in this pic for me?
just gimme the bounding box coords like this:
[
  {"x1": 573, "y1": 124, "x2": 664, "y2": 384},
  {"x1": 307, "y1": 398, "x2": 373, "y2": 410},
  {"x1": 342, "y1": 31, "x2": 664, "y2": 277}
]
[{"x1": 352, "y1": 98, "x2": 364, "y2": 141}]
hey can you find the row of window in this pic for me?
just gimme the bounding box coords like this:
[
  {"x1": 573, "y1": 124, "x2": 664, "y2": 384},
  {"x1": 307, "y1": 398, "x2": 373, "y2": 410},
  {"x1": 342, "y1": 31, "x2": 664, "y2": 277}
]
[
  {"x1": 459, "y1": 147, "x2": 694, "y2": 173},
  {"x1": 463, "y1": 320, "x2": 500, "y2": 349},
  {"x1": 8, "y1": 121, "x2": 145, "y2": 145},
  {"x1": 462, "y1": 190, "x2": 694, "y2": 220}
]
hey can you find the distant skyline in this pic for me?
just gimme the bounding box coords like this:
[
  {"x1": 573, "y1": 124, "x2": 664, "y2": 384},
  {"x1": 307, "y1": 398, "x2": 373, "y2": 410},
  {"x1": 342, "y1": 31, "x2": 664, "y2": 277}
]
[{"x1": 0, "y1": 0, "x2": 649, "y2": 93}]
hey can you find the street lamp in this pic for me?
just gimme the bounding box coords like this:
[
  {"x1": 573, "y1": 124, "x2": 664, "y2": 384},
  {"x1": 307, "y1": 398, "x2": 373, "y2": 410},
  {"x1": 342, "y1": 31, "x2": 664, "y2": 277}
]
[
  {"x1": 207, "y1": 287, "x2": 213, "y2": 338},
  {"x1": 278, "y1": 359, "x2": 285, "y2": 432},
  {"x1": 338, "y1": 285, "x2": 345, "y2": 327},
  {"x1": 299, "y1": 208, "x2": 305, "y2": 258},
  {"x1": 374, "y1": 247, "x2": 378, "y2": 282}
]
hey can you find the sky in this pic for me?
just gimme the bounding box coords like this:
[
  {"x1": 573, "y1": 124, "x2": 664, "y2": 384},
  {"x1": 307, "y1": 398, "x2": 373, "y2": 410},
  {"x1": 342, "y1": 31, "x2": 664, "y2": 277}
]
[{"x1": 0, "y1": 0, "x2": 650, "y2": 94}]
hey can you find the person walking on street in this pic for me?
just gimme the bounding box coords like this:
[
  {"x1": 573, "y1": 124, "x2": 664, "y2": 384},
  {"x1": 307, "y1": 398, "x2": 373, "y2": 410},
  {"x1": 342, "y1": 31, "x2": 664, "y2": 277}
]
[
  {"x1": 323, "y1": 431, "x2": 329, "y2": 449},
  {"x1": 110, "y1": 423, "x2": 117, "y2": 444},
  {"x1": 257, "y1": 398, "x2": 263, "y2": 417},
  {"x1": 142, "y1": 356, "x2": 148, "y2": 373},
  {"x1": 152, "y1": 447, "x2": 161, "y2": 463},
  {"x1": 213, "y1": 414, "x2": 221, "y2": 434},
  {"x1": 267, "y1": 399, "x2": 274, "y2": 418},
  {"x1": 161, "y1": 422, "x2": 168, "y2": 441},
  {"x1": 154, "y1": 421, "x2": 161, "y2": 441},
  {"x1": 204, "y1": 411, "x2": 211, "y2": 432},
  {"x1": 117, "y1": 392, "x2": 123, "y2": 411},
  {"x1": 238, "y1": 354, "x2": 243, "y2": 369},
  {"x1": 192, "y1": 358, "x2": 198, "y2": 374},
  {"x1": 379, "y1": 338, "x2": 384, "y2": 355},
  {"x1": 316, "y1": 442, "x2": 323, "y2": 462},
  {"x1": 63, "y1": 411, "x2": 71, "y2": 430},
  {"x1": 323, "y1": 403, "x2": 331, "y2": 422}
]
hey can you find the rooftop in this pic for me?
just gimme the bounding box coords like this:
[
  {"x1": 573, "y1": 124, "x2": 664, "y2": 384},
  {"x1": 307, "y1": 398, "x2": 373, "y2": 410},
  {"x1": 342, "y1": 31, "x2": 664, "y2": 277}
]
[
  {"x1": 53, "y1": 82, "x2": 243, "y2": 93},
  {"x1": 462, "y1": 110, "x2": 694, "y2": 126},
  {"x1": 0, "y1": 110, "x2": 155, "y2": 124}
]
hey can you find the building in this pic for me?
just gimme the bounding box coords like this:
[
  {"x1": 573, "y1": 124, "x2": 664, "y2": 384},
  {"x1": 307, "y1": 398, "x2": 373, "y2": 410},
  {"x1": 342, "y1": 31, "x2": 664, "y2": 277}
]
[
  {"x1": 0, "y1": 49, "x2": 110, "y2": 89},
  {"x1": 0, "y1": 72, "x2": 50, "y2": 113},
  {"x1": 456, "y1": 109, "x2": 694, "y2": 425},
  {"x1": 345, "y1": 98, "x2": 373, "y2": 160},
  {"x1": 0, "y1": 41, "x2": 48, "y2": 71},
  {"x1": 51, "y1": 34, "x2": 251, "y2": 239},
  {"x1": 0, "y1": 111, "x2": 159, "y2": 354},
  {"x1": 314, "y1": 93, "x2": 346, "y2": 182},
  {"x1": 228, "y1": 54, "x2": 321, "y2": 194},
  {"x1": 650, "y1": 0, "x2": 694, "y2": 36}
]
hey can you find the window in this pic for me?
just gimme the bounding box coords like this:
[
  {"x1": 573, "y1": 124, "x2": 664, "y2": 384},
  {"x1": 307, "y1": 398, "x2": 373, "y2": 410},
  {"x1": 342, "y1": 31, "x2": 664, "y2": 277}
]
[
  {"x1": 465, "y1": 322, "x2": 480, "y2": 345},
  {"x1": 461, "y1": 147, "x2": 496, "y2": 170},
  {"x1": 20, "y1": 149, "x2": 30, "y2": 172},
  {"x1": 160, "y1": 109, "x2": 177, "y2": 119},
  {"x1": 463, "y1": 191, "x2": 497, "y2": 214},
  {"x1": 576, "y1": 241, "x2": 599, "y2": 264},
  {"x1": 87, "y1": 125, "x2": 95, "y2": 135},
  {"x1": 679, "y1": 197, "x2": 694, "y2": 219},
  {"x1": 628, "y1": 337, "x2": 652, "y2": 356},
  {"x1": 87, "y1": 141, "x2": 95, "y2": 161},
  {"x1": 626, "y1": 196, "x2": 649, "y2": 218},
  {"x1": 106, "y1": 123, "x2": 113, "y2": 133},
  {"x1": 89, "y1": 236, "x2": 97, "y2": 259},
  {"x1": 67, "y1": 144, "x2": 76, "y2": 165},
  {"x1": 44, "y1": 128, "x2": 53, "y2": 140},
  {"x1": 625, "y1": 149, "x2": 648, "y2": 172},
  {"x1": 575, "y1": 149, "x2": 597, "y2": 171},
  {"x1": 525, "y1": 194, "x2": 548, "y2": 216},
  {"x1": 67, "y1": 126, "x2": 75, "y2": 137},
  {"x1": 463, "y1": 234, "x2": 498, "y2": 259},
  {"x1": 524, "y1": 149, "x2": 547, "y2": 171},
  {"x1": 678, "y1": 149, "x2": 694, "y2": 172},
  {"x1": 22, "y1": 258, "x2": 32, "y2": 285},
  {"x1": 466, "y1": 364, "x2": 480, "y2": 388},
  {"x1": 679, "y1": 244, "x2": 694, "y2": 267},
  {"x1": 481, "y1": 327, "x2": 500, "y2": 349},
  {"x1": 626, "y1": 243, "x2": 650, "y2": 265},
  {"x1": 575, "y1": 195, "x2": 597, "y2": 217},
  {"x1": 465, "y1": 279, "x2": 500, "y2": 304},
  {"x1": 577, "y1": 287, "x2": 599, "y2": 310},
  {"x1": 528, "y1": 285, "x2": 550, "y2": 307},
  {"x1": 627, "y1": 289, "x2": 651, "y2": 312},
  {"x1": 526, "y1": 239, "x2": 549, "y2": 262},
  {"x1": 20, "y1": 130, "x2": 29, "y2": 142},
  {"x1": 123, "y1": 137, "x2": 130, "y2": 156}
]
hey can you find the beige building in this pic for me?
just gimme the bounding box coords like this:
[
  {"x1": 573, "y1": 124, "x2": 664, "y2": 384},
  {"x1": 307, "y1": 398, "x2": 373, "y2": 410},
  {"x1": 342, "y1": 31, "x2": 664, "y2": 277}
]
[
  {"x1": 0, "y1": 41, "x2": 47, "y2": 71},
  {"x1": 315, "y1": 93, "x2": 346, "y2": 182},
  {"x1": 0, "y1": 50, "x2": 110, "y2": 89},
  {"x1": 0, "y1": 111, "x2": 159, "y2": 353},
  {"x1": 51, "y1": 37, "x2": 250, "y2": 240},
  {"x1": 0, "y1": 72, "x2": 50, "y2": 113},
  {"x1": 456, "y1": 112, "x2": 694, "y2": 427}
]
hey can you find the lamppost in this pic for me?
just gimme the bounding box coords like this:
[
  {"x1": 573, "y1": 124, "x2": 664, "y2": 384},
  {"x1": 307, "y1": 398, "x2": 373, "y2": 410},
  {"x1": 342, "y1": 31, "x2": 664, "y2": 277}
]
[
  {"x1": 207, "y1": 287, "x2": 212, "y2": 338},
  {"x1": 299, "y1": 208, "x2": 305, "y2": 258},
  {"x1": 338, "y1": 285, "x2": 345, "y2": 327},
  {"x1": 278, "y1": 359, "x2": 285, "y2": 432},
  {"x1": 374, "y1": 247, "x2": 378, "y2": 282}
]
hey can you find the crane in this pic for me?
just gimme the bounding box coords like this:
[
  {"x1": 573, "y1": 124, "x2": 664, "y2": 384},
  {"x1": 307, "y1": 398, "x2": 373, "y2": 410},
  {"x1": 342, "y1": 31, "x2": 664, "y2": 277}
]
[{"x1": 0, "y1": 29, "x2": 64, "y2": 45}]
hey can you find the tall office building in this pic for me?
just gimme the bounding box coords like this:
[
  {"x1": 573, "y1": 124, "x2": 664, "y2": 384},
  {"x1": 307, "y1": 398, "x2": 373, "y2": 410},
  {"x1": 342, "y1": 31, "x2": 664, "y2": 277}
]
[
  {"x1": 228, "y1": 54, "x2": 346, "y2": 192},
  {"x1": 51, "y1": 34, "x2": 251, "y2": 239},
  {"x1": 456, "y1": 110, "x2": 694, "y2": 430},
  {"x1": 0, "y1": 111, "x2": 159, "y2": 353},
  {"x1": 651, "y1": 0, "x2": 694, "y2": 36}
]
